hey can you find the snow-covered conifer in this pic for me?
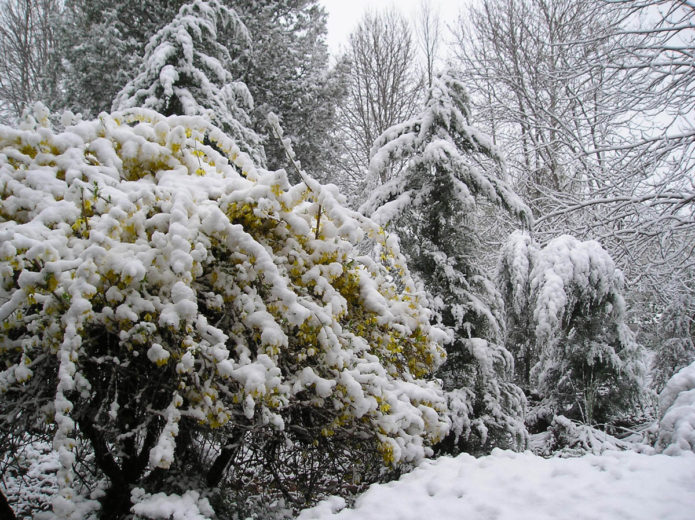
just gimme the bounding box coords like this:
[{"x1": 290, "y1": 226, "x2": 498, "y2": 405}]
[
  {"x1": 112, "y1": 0, "x2": 264, "y2": 165},
  {"x1": 232, "y1": 0, "x2": 343, "y2": 181},
  {"x1": 0, "y1": 105, "x2": 449, "y2": 518},
  {"x1": 363, "y1": 71, "x2": 532, "y2": 453},
  {"x1": 499, "y1": 232, "x2": 647, "y2": 426},
  {"x1": 497, "y1": 230, "x2": 538, "y2": 388},
  {"x1": 650, "y1": 293, "x2": 695, "y2": 393},
  {"x1": 58, "y1": 0, "x2": 188, "y2": 116}
]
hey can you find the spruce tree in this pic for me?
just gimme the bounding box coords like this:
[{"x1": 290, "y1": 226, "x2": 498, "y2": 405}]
[{"x1": 364, "y1": 71, "x2": 532, "y2": 453}]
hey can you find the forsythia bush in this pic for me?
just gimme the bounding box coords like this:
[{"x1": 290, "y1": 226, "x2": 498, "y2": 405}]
[{"x1": 0, "y1": 105, "x2": 449, "y2": 519}]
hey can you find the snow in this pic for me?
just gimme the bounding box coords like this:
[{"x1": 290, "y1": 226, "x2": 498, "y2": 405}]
[
  {"x1": 298, "y1": 449, "x2": 695, "y2": 520},
  {"x1": 656, "y1": 361, "x2": 695, "y2": 455},
  {"x1": 530, "y1": 235, "x2": 619, "y2": 347},
  {"x1": 130, "y1": 488, "x2": 214, "y2": 520}
]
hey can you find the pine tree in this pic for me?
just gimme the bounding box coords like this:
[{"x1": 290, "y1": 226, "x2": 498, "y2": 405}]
[
  {"x1": 57, "y1": 0, "x2": 340, "y2": 181},
  {"x1": 232, "y1": 0, "x2": 343, "y2": 181},
  {"x1": 364, "y1": 71, "x2": 532, "y2": 453}
]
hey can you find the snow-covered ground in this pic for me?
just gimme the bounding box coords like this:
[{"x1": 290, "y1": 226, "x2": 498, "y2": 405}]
[{"x1": 298, "y1": 449, "x2": 695, "y2": 520}]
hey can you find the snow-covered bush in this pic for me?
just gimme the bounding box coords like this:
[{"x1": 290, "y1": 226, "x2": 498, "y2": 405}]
[
  {"x1": 362, "y1": 71, "x2": 531, "y2": 454},
  {"x1": 1, "y1": 441, "x2": 59, "y2": 518},
  {"x1": 531, "y1": 415, "x2": 631, "y2": 457},
  {"x1": 498, "y1": 232, "x2": 646, "y2": 427},
  {"x1": 655, "y1": 361, "x2": 695, "y2": 455},
  {"x1": 0, "y1": 105, "x2": 449, "y2": 518}
]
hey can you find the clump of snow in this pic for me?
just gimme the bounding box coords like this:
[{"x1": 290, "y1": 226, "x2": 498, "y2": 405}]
[
  {"x1": 298, "y1": 449, "x2": 695, "y2": 520},
  {"x1": 656, "y1": 361, "x2": 695, "y2": 455},
  {"x1": 131, "y1": 488, "x2": 214, "y2": 520}
]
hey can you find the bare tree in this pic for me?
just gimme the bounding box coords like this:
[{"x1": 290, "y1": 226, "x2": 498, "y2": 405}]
[
  {"x1": 417, "y1": 0, "x2": 441, "y2": 90},
  {"x1": 0, "y1": 0, "x2": 60, "y2": 123},
  {"x1": 337, "y1": 8, "x2": 421, "y2": 194},
  {"x1": 454, "y1": 0, "x2": 695, "y2": 320},
  {"x1": 454, "y1": 0, "x2": 625, "y2": 208}
]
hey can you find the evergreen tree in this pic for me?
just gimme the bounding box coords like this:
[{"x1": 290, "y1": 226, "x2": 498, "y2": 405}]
[
  {"x1": 650, "y1": 292, "x2": 695, "y2": 393},
  {"x1": 58, "y1": 0, "x2": 340, "y2": 180},
  {"x1": 655, "y1": 360, "x2": 695, "y2": 455},
  {"x1": 58, "y1": 0, "x2": 188, "y2": 116},
  {"x1": 364, "y1": 71, "x2": 532, "y2": 453},
  {"x1": 112, "y1": 0, "x2": 264, "y2": 165},
  {"x1": 233, "y1": 0, "x2": 343, "y2": 181},
  {"x1": 499, "y1": 232, "x2": 647, "y2": 426},
  {"x1": 497, "y1": 230, "x2": 537, "y2": 388}
]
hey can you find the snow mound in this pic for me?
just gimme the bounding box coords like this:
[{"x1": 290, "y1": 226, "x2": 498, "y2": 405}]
[
  {"x1": 298, "y1": 450, "x2": 695, "y2": 520},
  {"x1": 656, "y1": 361, "x2": 695, "y2": 455}
]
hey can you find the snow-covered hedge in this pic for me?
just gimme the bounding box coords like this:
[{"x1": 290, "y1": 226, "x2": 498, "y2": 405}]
[
  {"x1": 656, "y1": 361, "x2": 695, "y2": 455},
  {"x1": 0, "y1": 105, "x2": 449, "y2": 517}
]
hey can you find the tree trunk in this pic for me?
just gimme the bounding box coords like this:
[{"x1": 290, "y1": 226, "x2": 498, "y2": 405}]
[{"x1": 0, "y1": 488, "x2": 18, "y2": 520}]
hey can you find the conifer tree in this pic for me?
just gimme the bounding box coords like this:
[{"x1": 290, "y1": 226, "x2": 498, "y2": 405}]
[
  {"x1": 233, "y1": 0, "x2": 343, "y2": 181},
  {"x1": 58, "y1": 0, "x2": 188, "y2": 116},
  {"x1": 364, "y1": 71, "x2": 532, "y2": 453},
  {"x1": 650, "y1": 292, "x2": 695, "y2": 393},
  {"x1": 498, "y1": 232, "x2": 647, "y2": 426},
  {"x1": 497, "y1": 231, "x2": 537, "y2": 388},
  {"x1": 112, "y1": 0, "x2": 264, "y2": 165}
]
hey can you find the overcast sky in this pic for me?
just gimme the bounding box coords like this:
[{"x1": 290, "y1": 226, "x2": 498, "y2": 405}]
[{"x1": 320, "y1": 0, "x2": 464, "y2": 56}]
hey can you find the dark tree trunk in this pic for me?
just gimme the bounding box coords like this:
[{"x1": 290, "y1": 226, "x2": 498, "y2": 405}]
[
  {"x1": 206, "y1": 427, "x2": 244, "y2": 488},
  {"x1": 98, "y1": 482, "x2": 133, "y2": 520},
  {"x1": 0, "y1": 488, "x2": 18, "y2": 520}
]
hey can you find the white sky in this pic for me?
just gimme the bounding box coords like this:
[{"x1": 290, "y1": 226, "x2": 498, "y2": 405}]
[{"x1": 320, "y1": 0, "x2": 464, "y2": 56}]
